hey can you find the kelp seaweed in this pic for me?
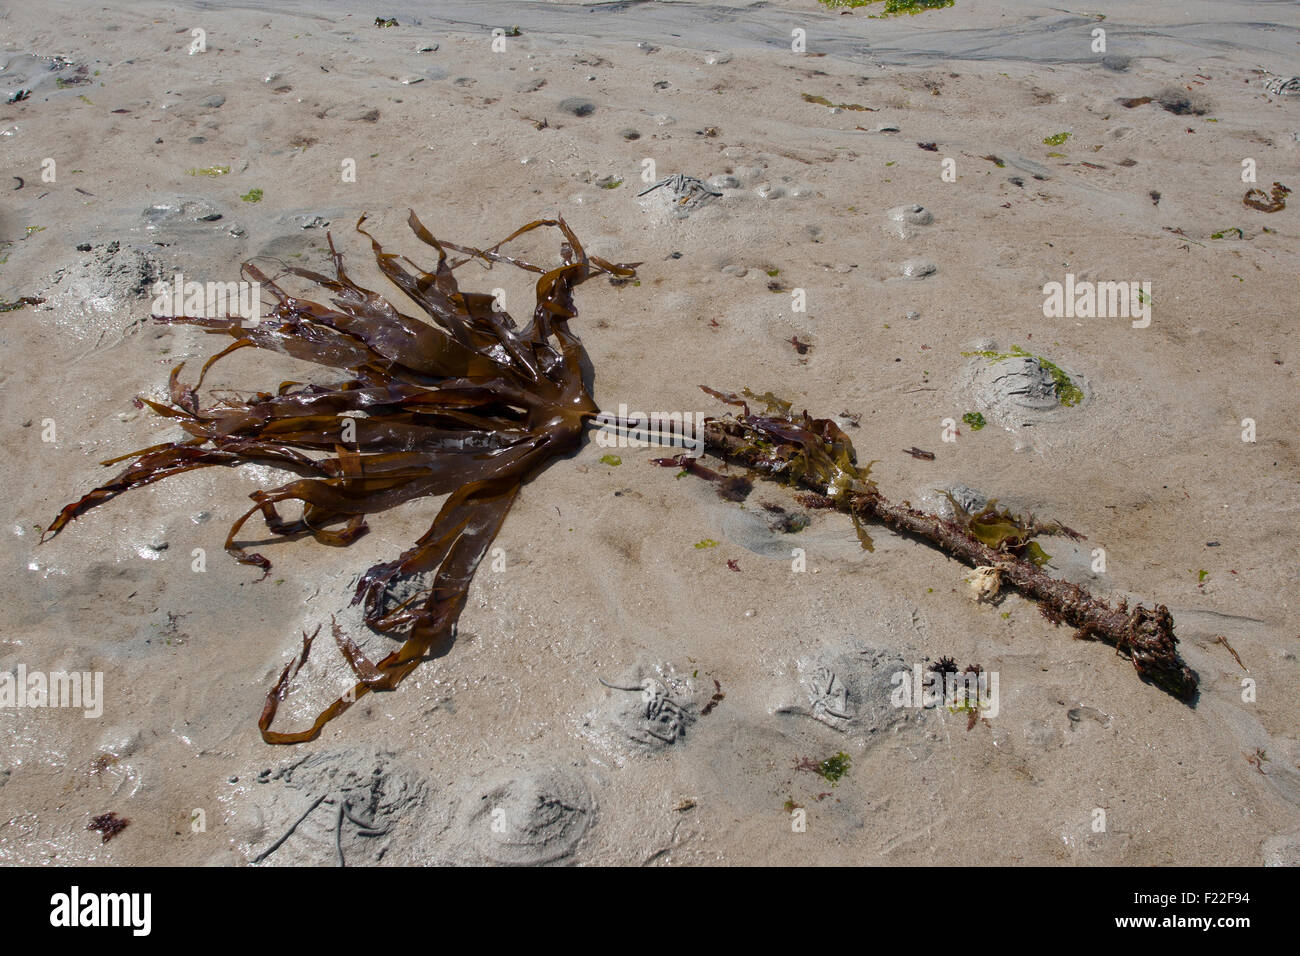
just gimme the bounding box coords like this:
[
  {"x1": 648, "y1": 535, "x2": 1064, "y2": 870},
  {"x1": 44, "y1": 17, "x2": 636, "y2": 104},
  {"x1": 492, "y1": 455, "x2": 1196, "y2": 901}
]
[
  {"x1": 44, "y1": 213, "x2": 636, "y2": 743},
  {"x1": 692, "y1": 388, "x2": 1198, "y2": 701}
]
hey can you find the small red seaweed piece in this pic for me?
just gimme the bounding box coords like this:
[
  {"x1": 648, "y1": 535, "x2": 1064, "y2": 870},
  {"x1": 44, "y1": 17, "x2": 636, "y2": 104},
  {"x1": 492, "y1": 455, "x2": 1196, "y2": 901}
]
[
  {"x1": 700, "y1": 678, "x2": 725, "y2": 715},
  {"x1": 88, "y1": 812, "x2": 130, "y2": 843},
  {"x1": 652, "y1": 452, "x2": 752, "y2": 501}
]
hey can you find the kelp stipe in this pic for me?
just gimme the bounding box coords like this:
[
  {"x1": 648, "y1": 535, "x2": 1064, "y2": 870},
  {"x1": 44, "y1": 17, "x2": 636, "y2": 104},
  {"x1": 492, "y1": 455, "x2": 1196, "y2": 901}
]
[{"x1": 692, "y1": 388, "x2": 1198, "y2": 702}]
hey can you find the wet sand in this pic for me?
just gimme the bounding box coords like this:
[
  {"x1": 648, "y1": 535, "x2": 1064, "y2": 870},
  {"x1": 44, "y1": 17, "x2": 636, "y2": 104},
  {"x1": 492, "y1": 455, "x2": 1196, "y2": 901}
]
[{"x1": 1, "y1": 0, "x2": 1298, "y2": 865}]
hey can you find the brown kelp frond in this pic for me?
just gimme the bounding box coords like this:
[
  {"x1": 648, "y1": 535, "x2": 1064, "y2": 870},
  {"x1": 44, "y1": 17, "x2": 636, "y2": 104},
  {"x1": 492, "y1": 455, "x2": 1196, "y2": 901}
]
[
  {"x1": 693, "y1": 388, "x2": 1198, "y2": 702},
  {"x1": 44, "y1": 214, "x2": 636, "y2": 744},
  {"x1": 939, "y1": 494, "x2": 1085, "y2": 567}
]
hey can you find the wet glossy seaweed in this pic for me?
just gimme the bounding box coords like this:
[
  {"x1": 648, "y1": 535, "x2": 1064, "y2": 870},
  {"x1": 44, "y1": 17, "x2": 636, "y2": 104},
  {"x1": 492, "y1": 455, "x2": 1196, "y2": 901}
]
[{"x1": 44, "y1": 214, "x2": 636, "y2": 743}]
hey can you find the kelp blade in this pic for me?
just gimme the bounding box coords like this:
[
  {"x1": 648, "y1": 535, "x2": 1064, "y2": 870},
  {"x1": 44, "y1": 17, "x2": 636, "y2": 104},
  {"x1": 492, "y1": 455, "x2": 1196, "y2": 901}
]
[{"x1": 45, "y1": 214, "x2": 635, "y2": 743}]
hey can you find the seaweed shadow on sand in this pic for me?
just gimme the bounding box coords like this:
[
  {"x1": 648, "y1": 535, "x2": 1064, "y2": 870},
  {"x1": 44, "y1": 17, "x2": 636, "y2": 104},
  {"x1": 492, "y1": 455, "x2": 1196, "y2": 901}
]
[
  {"x1": 45, "y1": 214, "x2": 1196, "y2": 745},
  {"x1": 43, "y1": 213, "x2": 636, "y2": 743}
]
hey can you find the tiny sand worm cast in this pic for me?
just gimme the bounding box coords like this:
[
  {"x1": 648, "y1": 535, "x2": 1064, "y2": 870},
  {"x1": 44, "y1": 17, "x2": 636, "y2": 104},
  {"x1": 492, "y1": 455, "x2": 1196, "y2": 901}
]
[{"x1": 43, "y1": 212, "x2": 638, "y2": 744}]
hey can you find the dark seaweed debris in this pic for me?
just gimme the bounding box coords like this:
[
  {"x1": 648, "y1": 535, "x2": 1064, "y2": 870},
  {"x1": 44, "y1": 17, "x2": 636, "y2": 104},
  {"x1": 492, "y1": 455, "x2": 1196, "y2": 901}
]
[
  {"x1": 0, "y1": 295, "x2": 44, "y2": 313},
  {"x1": 652, "y1": 452, "x2": 751, "y2": 502},
  {"x1": 1244, "y1": 182, "x2": 1290, "y2": 213},
  {"x1": 700, "y1": 678, "x2": 725, "y2": 716},
  {"x1": 44, "y1": 214, "x2": 636, "y2": 743},
  {"x1": 87, "y1": 812, "x2": 130, "y2": 843}
]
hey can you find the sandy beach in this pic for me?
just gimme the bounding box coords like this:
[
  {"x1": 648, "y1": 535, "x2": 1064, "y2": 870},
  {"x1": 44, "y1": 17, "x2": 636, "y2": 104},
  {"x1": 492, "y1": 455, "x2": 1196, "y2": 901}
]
[{"x1": 1, "y1": 0, "x2": 1298, "y2": 866}]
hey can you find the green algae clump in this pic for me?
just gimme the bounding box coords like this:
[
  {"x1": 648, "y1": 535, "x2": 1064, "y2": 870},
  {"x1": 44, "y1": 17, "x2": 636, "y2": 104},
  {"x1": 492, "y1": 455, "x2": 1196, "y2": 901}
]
[{"x1": 818, "y1": 751, "x2": 851, "y2": 784}]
